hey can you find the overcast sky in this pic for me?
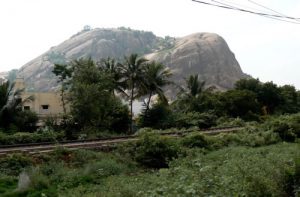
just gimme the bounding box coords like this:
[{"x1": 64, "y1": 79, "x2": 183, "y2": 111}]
[{"x1": 0, "y1": 0, "x2": 299, "y2": 88}]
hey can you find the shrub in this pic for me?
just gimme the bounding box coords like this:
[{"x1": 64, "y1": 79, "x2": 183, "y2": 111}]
[
  {"x1": 134, "y1": 133, "x2": 180, "y2": 168},
  {"x1": 181, "y1": 134, "x2": 209, "y2": 148},
  {"x1": 0, "y1": 176, "x2": 17, "y2": 194},
  {"x1": 13, "y1": 111, "x2": 38, "y2": 132},
  {"x1": 137, "y1": 102, "x2": 174, "y2": 130},
  {"x1": 202, "y1": 129, "x2": 280, "y2": 150},
  {"x1": 216, "y1": 117, "x2": 246, "y2": 128},
  {"x1": 272, "y1": 121, "x2": 296, "y2": 142},
  {"x1": 293, "y1": 155, "x2": 300, "y2": 196},
  {"x1": 0, "y1": 154, "x2": 33, "y2": 176},
  {"x1": 262, "y1": 113, "x2": 300, "y2": 142},
  {"x1": 174, "y1": 111, "x2": 217, "y2": 129},
  {"x1": 0, "y1": 131, "x2": 64, "y2": 145}
]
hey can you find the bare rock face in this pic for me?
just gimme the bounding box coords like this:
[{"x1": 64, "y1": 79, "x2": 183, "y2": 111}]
[
  {"x1": 146, "y1": 33, "x2": 246, "y2": 91},
  {"x1": 17, "y1": 28, "x2": 247, "y2": 92}
]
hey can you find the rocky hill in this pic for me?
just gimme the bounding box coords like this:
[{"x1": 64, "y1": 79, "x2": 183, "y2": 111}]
[{"x1": 17, "y1": 27, "x2": 248, "y2": 92}]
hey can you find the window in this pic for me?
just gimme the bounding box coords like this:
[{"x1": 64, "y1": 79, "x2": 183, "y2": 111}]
[
  {"x1": 24, "y1": 106, "x2": 30, "y2": 110},
  {"x1": 41, "y1": 105, "x2": 49, "y2": 110}
]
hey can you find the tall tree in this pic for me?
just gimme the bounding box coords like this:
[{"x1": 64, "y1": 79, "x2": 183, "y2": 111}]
[
  {"x1": 278, "y1": 85, "x2": 298, "y2": 113},
  {"x1": 140, "y1": 61, "x2": 172, "y2": 115},
  {"x1": 53, "y1": 64, "x2": 73, "y2": 115},
  {"x1": 99, "y1": 57, "x2": 125, "y2": 96},
  {"x1": 120, "y1": 54, "x2": 148, "y2": 132},
  {"x1": 258, "y1": 82, "x2": 283, "y2": 114},
  {"x1": 69, "y1": 58, "x2": 129, "y2": 132},
  {"x1": 235, "y1": 78, "x2": 262, "y2": 93}
]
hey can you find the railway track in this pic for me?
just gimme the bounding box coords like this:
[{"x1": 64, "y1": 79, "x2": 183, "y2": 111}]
[{"x1": 0, "y1": 126, "x2": 243, "y2": 156}]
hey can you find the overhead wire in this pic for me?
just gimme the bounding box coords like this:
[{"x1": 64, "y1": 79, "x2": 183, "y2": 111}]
[
  {"x1": 248, "y1": 0, "x2": 300, "y2": 22},
  {"x1": 218, "y1": 0, "x2": 270, "y2": 13},
  {"x1": 191, "y1": 0, "x2": 300, "y2": 24},
  {"x1": 211, "y1": 0, "x2": 300, "y2": 24}
]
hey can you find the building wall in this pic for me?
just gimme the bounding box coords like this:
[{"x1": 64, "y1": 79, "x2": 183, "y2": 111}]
[
  {"x1": 22, "y1": 92, "x2": 67, "y2": 118},
  {"x1": 13, "y1": 78, "x2": 69, "y2": 124}
]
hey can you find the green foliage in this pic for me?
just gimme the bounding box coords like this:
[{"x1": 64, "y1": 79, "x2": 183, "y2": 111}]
[
  {"x1": 0, "y1": 127, "x2": 297, "y2": 196},
  {"x1": 139, "y1": 108, "x2": 217, "y2": 130},
  {"x1": 174, "y1": 111, "x2": 217, "y2": 129},
  {"x1": 234, "y1": 78, "x2": 299, "y2": 115},
  {"x1": 0, "y1": 154, "x2": 33, "y2": 176},
  {"x1": 175, "y1": 74, "x2": 207, "y2": 113},
  {"x1": 0, "y1": 176, "x2": 17, "y2": 194},
  {"x1": 235, "y1": 78, "x2": 262, "y2": 92},
  {"x1": 221, "y1": 89, "x2": 261, "y2": 120},
  {"x1": 119, "y1": 54, "x2": 149, "y2": 132},
  {"x1": 294, "y1": 156, "x2": 300, "y2": 195},
  {"x1": 133, "y1": 133, "x2": 180, "y2": 168},
  {"x1": 262, "y1": 113, "x2": 300, "y2": 142},
  {"x1": 259, "y1": 81, "x2": 283, "y2": 114},
  {"x1": 91, "y1": 143, "x2": 299, "y2": 197},
  {"x1": 140, "y1": 61, "x2": 172, "y2": 114},
  {"x1": 69, "y1": 58, "x2": 130, "y2": 132},
  {"x1": 138, "y1": 102, "x2": 174, "y2": 129},
  {"x1": 278, "y1": 85, "x2": 300, "y2": 113},
  {"x1": 0, "y1": 131, "x2": 64, "y2": 145},
  {"x1": 207, "y1": 130, "x2": 280, "y2": 149},
  {"x1": 181, "y1": 133, "x2": 209, "y2": 148},
  {"x1": 0, "y1": 81, "x2": 36, "y2": 132},
  {"x1": 216, "y1": 117, "x2": 246, "y2": 127},
  {"x1": 13, "y1": 111, "x2": 38, "y2": 132}
]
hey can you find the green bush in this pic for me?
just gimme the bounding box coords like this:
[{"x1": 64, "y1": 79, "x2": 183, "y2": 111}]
[
  {"x1": 291, "y1": 154, "x2": 300, "y2": 196},
  {"x1": 0, "y1": 176, "x2": 17, "y2": 194},
  {"x1": 0, "y1": 154, "x2": 33, "y2": 176},
  {"x1": 134, "y1": 133, "x2": 180, "y2": 168},
  {"x1": 174, "y1": 111, "x2": 217, "y2": 129},
  {"x1": 0, "y1": 131, "x2": 64, "y2": 145},
  {"x1": 87, "y1": 143, "x2": 299, "y2": 197},
  {"x1": 216, "y1": 117, "x2": 246, "y2": 128},
  {"x1": 137, "y1": 102, "x2": 174, "y2": 129},
  {"x1": 272, "y1": 121, "x2": 296, "y2": 142},
  {"x1": 262, "y1": 113, "x2": 300, "y2": 142},
  {"x1": 13, "y1": 111, "x2": 38, "y2": 132},
  {"x1": 181, "y1": 134, "x2": 209, "y2": 148}
]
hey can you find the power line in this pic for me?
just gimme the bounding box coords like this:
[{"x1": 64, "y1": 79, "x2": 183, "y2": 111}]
[
  {"x1": 210, "y1": 0, "x2": 300, "y2": 24},
  {"x1": 248, "y1": 0, "x2": 300, "y2": 22},
  {"x1": 218, "y1": 0, "x2": 267, "y2": 13},
  {"x1": 191, "y1": 0, "x2": 300, "y2": 23}
]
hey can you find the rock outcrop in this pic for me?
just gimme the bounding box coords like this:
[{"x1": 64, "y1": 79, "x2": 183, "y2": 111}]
[
  {"x1": 17, "y1": 27, "x2": 248, "y2": 92},
  {"x1": 146, "y1": 32, "x2": 246, "y2": 91}
]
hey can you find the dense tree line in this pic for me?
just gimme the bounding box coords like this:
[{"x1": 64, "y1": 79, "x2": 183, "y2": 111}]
[
  {"x1": 1, "y1": 53, "x2": 300, "y2": 137},
  {"x1": 51, "y1": 55, "x2": 300, "y2": 135},
  {"x1": 53, "y1": 54, "x2": 172, "y2": 137}
]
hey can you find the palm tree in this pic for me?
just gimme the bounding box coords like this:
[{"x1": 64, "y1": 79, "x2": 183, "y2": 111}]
[
  {"x1": 119, "y1": 54, "x2": 148, "y2": 132},
  {"x1": 0, "y1": 81, "x2": 33, "y2": 128},
  {"x1": 99, "y1": 57, "x2": 126, "y2": 97},
  {"x1": 185, "y1": 74, "x2": 206, "y2": 98},
  {"x1": 176, "y1": 74, "x2": 206, "y2": 112},
  {"x1": 140, "y1": 61, "x2": 172, "y2": 115}
]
